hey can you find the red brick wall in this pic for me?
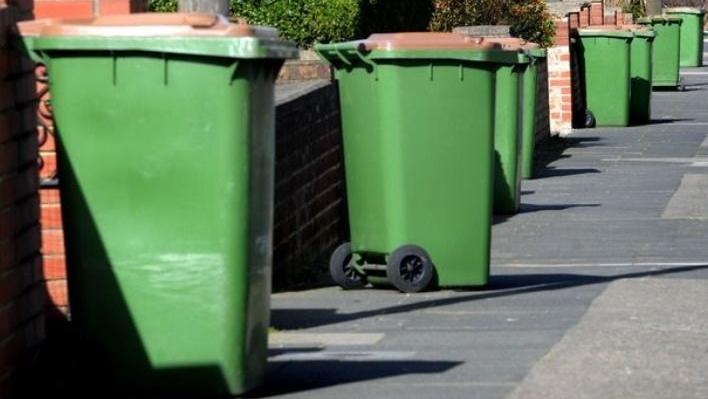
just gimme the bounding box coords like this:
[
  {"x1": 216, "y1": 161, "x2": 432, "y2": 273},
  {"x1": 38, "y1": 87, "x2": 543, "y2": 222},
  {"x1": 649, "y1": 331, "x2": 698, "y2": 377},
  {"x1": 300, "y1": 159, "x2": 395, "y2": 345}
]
[
  {"x1": 0, "y1": 1, "x2": 45, "y2": 396},
  {"x1": 36, "y1": 0, "x2": 146, "y2": 324}
]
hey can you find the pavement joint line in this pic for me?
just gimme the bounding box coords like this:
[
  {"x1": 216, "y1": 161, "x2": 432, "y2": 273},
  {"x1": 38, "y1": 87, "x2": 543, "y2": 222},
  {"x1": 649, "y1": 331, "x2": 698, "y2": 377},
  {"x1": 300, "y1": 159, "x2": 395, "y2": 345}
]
[
  {"x1": 680, "y1": 71, "x2": 708, "y2": 75},
  {"x1": 493, "y1": 262, "x2": 708, "y2": 268},
  {"x1": 600, "y1": 157, "x2": 708, "y2": 164},
  {"x1": 269, "y1": 351, "x2": 417, "y2": 362},
  {"x1": 269, "y1": 332, "x2": 385, "y2": 346}
]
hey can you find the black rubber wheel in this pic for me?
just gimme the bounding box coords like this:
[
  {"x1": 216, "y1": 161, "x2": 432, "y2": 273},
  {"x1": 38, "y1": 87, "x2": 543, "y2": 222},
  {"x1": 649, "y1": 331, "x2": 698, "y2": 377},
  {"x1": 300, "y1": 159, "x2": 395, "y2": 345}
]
[
  {"x1": 329, "y1": 243, "x2": 367, "y2": 289},
  {"x1": 584, "y1": 109, "x2": 596, "y2": 128},
  {"x1": 387, "y1": 245, "x2": 435, "y2": 293}
]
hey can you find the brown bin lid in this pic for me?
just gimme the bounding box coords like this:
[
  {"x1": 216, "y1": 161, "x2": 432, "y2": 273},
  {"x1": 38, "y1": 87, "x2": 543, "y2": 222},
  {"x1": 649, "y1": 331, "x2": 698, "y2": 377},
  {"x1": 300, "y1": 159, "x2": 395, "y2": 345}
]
[
  {"x1": 483, "y1": 37, "x2": 539, "y2": 51},
  {"x1": 360, "y1": 32, "x2": 501, "y2": 51},
  {"x1": 24, "y1": 13, "x2": 278, "y2": 39}
]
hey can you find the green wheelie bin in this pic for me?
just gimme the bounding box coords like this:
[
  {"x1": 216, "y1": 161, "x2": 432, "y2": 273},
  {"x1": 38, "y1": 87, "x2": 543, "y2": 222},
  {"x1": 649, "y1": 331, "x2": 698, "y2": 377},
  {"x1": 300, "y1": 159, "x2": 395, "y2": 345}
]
[
  {"x1": 576, "y1": 26, "x2": 634, "y2": 126},
  {"x1": 638, "y1": 16, "x2": 683, "y2": 89},
  {"x1": 316, "y1": 33, "x2": 522, "y2": 293},
  {"x1": 18, "y1": 14, "x2": 296, "y2": 395},
  {"x1": 624, "y1": 25, "x2": 656, "y2": 124},
  {"x1": 484, "y1": 38, "x2": 533, "y2": 214},
  {"x1": 665, "y1": 7, "x2": 705, "y2": 67},
  {"x1": 521, "y1": 47, "x2": 547, "y2": 179}
]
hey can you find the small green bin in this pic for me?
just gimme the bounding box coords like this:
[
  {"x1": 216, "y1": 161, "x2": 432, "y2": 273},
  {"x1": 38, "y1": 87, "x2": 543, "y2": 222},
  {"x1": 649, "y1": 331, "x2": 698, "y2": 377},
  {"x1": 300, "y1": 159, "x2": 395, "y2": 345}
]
[
  {"x1": 624, "y1": 26, "x2": 656, "y2": 124},
  {"x1": 521, "y1": 47, "x2": 547, "y2": 179},
  {"x1": 638, "y1": 16, "x2": 683, "y2": 88},
  {"x1": 576, "y1": 27, "x2": 634, "y2": 126},
  {"x1": 18, "y1": 14, "x2": 296, "y2": 396},
  {"x1": 665, "y1": 7, "x2": 705, "y2": 67},
  {"x1": 316, "y1": 33, "x2": 523, "y2": 292}
]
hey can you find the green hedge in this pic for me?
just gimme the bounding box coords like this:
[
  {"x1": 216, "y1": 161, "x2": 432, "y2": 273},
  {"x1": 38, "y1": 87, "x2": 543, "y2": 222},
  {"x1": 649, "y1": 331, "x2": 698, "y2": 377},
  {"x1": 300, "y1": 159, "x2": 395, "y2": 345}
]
[
  {"x1": 429, "y1": 0, "x2": 554, "y2": 47},
  {"x1": 230, "y1": 0, "x2": 361, "y2": 47},
  {"x1": 148, "y1": 0, "x2": 177, "y2": 12},
  {"x1": 149, "y1": 0, "x2": 554, "y2": 48}
]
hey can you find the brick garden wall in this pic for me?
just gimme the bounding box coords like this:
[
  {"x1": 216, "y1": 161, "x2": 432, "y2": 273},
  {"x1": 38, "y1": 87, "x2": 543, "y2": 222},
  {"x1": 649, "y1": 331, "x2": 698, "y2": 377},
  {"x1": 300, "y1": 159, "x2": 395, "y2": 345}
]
[
  {"x1": 272, "y1": 81, "x2": 347, "y2": 290},
  {"x1": 0, "y1": 1, "x2": 45, "y2": 397}
]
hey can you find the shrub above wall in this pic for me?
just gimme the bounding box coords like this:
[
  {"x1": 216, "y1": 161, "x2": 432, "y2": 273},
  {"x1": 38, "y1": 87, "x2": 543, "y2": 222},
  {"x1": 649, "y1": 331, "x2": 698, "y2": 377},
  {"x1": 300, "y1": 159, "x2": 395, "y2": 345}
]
[
  {"x1": 148, "y1": 0, "x2": 555, "y2": 49},
  {"x1": 429, "y1": 0, "x2": 554, "y2": 47}
]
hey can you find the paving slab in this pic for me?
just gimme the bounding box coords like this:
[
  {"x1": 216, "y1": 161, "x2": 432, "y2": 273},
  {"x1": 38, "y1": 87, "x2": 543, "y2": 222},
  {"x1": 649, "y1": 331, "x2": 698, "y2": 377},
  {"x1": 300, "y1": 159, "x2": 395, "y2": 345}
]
[{"x1": 507, "y1": 278, "x2": 708, "y2": 399}]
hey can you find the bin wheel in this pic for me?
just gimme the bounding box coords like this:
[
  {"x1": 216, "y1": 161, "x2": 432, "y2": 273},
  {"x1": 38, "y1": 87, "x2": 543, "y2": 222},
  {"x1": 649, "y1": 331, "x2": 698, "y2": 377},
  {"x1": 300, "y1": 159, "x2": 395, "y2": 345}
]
[
  {"x1": 584, "y1": 109, "x2": 596, "y2": 128},
  {"x1": 329, "y1": 243, "x2": 367, "y2": 289},
  {"x1": 679, "y1": 83, "x2": 687, "y2": 92},
  {"x1": 387, "y1": 245, "x2": 435, "y2": 293}
]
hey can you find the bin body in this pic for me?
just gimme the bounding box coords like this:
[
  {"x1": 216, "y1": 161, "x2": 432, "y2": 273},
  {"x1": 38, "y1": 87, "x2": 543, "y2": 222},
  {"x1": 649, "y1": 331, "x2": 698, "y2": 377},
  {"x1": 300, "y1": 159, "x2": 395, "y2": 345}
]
[
  {"x1": 665, "y1": 8, "x2": 705, "y2": 67},
  {"x1": 577, "y1": 29, "x2": 633, "y2": 126},
  {"x1": 638, "y1": 17, "x2": 682, "y2": 87},
  {"x1": 317, "y1": 34, "x2": 521, "y2": 287},
  {"x1": 21, "y1": 14, "x2": 296, "y2": 395},
  {"x1": 628, "y1": 30, "x2": 655, "y2": 124},
  {"x1": 521, "y1": 49, "x2": 546, "y2": 179}
]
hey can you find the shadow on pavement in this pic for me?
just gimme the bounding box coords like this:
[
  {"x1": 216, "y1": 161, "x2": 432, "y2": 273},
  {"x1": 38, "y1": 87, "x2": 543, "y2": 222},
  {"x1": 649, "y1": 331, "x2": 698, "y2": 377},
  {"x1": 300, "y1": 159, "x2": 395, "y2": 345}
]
[
  {"x1": 493, "y1": 203, "x2": 600, "y2": 224},
  {"x1": 534, "y1": 167, "x2": 601, "y2": 179},
  {"x1": 533, "y1": 136, "x2": 604, "y2": 175},
  {"x1": 248, "y1": 360, "x2": 461, "y2": 398},
  {"x1": 271, "y1": 264, "x2": 708, "y2": 330}
]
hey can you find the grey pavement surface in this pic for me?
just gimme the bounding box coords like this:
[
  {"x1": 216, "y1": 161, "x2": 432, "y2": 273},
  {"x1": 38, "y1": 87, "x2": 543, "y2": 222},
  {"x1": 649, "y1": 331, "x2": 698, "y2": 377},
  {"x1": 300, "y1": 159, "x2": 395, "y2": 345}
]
[{"x1": 259, "y1": 62, "x2": 708, "y2": 398}]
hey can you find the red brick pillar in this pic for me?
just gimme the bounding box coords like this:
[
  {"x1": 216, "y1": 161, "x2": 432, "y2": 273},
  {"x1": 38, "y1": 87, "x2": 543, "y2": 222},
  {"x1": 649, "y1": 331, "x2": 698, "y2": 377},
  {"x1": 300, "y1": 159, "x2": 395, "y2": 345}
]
[
  {"x1": 590, "y1": 0, "x2": 605, "y2": 26},
  {"x1": 580, "y1": 5, "x2": 590, "y2": 28},
  {"x1": 547, "y1": 17, "x2": 573, "y2": 135},
  {"x1": 615, "y1": 11, "x2": 625, "y2": 26},
  {"x1": 35, "y1": 0, "x2": 147, "y2": 323},
  {"x1": 1, "y1": 1, "x2": 45, "y2": 396}
]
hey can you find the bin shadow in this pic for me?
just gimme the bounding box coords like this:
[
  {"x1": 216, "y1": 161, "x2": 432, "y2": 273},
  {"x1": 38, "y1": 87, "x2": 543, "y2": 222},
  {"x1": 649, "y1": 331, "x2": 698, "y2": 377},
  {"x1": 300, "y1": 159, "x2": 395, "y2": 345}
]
[
  {"x1": 271, "y1": 264, "x2": 708, "y2": 330},
  {"x1": 533, "y1": 135, "x2": 604, "y2": 175},
  {"x1": 248, "y1": 359, "x2": 462, "y2": 398},
  {"x1": 647, "y1": 118, "x2": 694, "y2": 125},
  {"x1": 534, "y1": 167, "x2": 601, "y2": 179},
  {"x1": 492, "y1": 202, "x2": 599, "y2": 224}
]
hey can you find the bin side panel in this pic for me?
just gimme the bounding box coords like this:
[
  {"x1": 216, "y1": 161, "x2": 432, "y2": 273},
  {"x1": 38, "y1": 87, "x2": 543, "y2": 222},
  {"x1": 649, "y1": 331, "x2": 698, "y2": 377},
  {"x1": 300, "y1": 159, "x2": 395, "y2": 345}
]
[
  {"x1": 521, "y1": 63, "x2": 539, "y2": 179},
  {"x1": 493, "y1": 65, "x2": 522, "y2": 214},
  {"x1": 48, "y1": 51, "x2": 272, "y2": 395},
  {"x1": 630, "y1": 37, "x2": 653, "y2": 123}
]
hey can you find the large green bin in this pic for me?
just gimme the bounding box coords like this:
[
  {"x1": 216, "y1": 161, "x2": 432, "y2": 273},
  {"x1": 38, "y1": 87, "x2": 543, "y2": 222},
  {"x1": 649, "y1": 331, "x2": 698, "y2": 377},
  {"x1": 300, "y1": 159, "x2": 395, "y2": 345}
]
[
  {"x1": 485, "y1": 38, "x2": 533, "y2": 214},
  {"x1": 638, "y1": 16, "x2": 682, "y2": 88},
  {"x1": 625, "y1": 26, "x2": 656, "y2": 124},
  {"x1": 665, "y1": 7, "x2": 705, "y2": 67},
  {"x1": 316, "y1": 33, "x2": 522, "y2": 292},
  {"x1": 576, "y1": 27, "x2": 633, "y2": 126},
  {"x1": 18, "y1": 14, "x2": 296, "y2": 395},
  {"x1": 521, "y1": 47, "x2": 547, "y2": 179}
]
